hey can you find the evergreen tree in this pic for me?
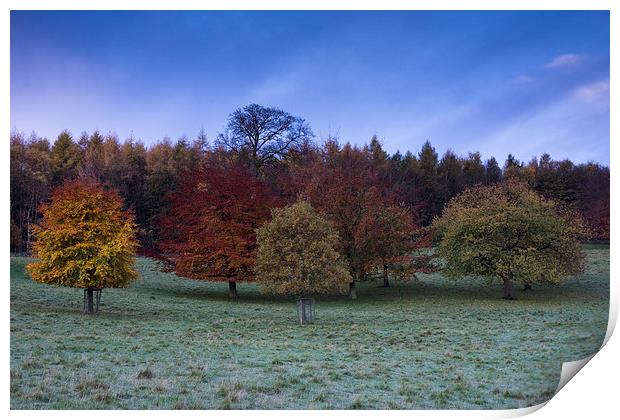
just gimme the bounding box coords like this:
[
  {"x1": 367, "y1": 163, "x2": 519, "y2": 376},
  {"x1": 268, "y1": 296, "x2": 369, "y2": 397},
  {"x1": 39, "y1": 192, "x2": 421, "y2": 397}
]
[
  {"x1": 50, "y1": 130, "x2": 81, "y2": 186},
  {"x1": 416, "y1": 141, "x2": 442, "y2": 224},
  {"x1": 462, "y1": 152, "x2": 485, "y2": 187},
  {"x1": 484, "y1": 157, "x2": 502, "y2": 184},
  {"x1": 79, "y1": 131, "x2": 105, "y2": 180},
  {"x1": 438, "y1": 149, "x2": 463, "y2": 204}
]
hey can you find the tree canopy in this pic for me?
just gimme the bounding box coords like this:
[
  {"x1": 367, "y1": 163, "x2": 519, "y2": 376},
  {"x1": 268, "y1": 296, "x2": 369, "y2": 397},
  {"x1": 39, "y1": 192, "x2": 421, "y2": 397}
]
[
  {"x1": 256, "y1": 200, "x2": 351, "y2": 297},
  {"x1": 217, "y1": 103, "x2": 313, "y2": 173},
  {"x1": 303, "y1": 143, "x2": 385, "y2": 297},
  {"x1": 10, "y1": 103, "x2": 609, "y2": 259},
  {"x1": 360, "y1": 205, "x2": 417, "y2": 287},
  {"x1": 26, "y1": 180, "x2": 138, "y2": 289},
  {"x1": 431, "y1": 181, "x2": 587, "y2": 299},
  {"x1": 157, "y1": 163, "x2": 280, "y2": 297}
]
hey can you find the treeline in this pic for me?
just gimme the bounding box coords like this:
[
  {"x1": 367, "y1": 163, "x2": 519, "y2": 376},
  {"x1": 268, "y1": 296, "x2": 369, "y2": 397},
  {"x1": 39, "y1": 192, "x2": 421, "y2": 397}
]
[
  {"x1": 10, "y1": 104, "x2": 609, "y2": 253},
  {"x1": 11, "y1": 129, "x2": 207, "y2": 252}
]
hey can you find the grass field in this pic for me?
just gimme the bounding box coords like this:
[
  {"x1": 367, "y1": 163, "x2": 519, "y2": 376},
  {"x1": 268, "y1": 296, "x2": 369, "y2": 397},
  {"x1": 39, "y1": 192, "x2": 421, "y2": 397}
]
[{"x1": 10, "y1": 245, "x2": 609, "y2": 409}]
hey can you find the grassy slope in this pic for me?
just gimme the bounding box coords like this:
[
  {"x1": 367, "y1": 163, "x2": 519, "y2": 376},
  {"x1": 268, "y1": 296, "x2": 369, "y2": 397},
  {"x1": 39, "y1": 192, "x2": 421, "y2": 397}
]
[{"x1": 10, "y1": 246, "x2": 609, "y2": 409}]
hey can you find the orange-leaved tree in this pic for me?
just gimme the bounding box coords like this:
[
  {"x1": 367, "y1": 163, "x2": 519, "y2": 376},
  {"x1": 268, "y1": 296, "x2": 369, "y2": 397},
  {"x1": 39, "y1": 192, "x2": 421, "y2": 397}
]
[
  {"x1": 157, "y1": 163, "x2": 280, "y2": 298},
  {"x1": 26, "y1": 179, "x2": 138, "y2": 313}
]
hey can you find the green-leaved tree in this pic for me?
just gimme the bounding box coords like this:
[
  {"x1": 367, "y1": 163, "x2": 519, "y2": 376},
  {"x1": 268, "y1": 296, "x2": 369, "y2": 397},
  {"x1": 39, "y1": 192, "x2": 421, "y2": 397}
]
[
  {"x1": 256, "y1": 200, "x2": 351, "y2": 322},
  {"x1": 431, "y1": 181, "x2": 586, "y2": 299}
]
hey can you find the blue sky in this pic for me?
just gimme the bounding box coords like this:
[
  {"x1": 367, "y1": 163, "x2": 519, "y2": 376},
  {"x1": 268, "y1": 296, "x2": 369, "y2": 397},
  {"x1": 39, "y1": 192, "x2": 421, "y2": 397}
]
[{"x1": 11, "y1": 11, "x2": 610, "y2": 165}]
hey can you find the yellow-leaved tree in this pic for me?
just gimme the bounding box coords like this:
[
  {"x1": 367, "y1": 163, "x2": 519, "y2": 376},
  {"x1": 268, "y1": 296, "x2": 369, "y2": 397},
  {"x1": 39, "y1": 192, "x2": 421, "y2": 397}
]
[
  {"x1": 256, "y1": 200, "x2": 351, "y2": 324},
  {"x1": 431, "y1": 181, "x2": 586, "y2": 299},
  {"x1": 27, "y1": 180, "x2": 138, "y2": 313}
]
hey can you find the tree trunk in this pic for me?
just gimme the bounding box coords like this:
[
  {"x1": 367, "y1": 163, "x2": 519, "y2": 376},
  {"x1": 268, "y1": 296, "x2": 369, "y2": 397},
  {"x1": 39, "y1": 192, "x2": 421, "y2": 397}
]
[
  {"x1": 523, "y1": 283, "x2": 532, "y2": 291},
  {"x1": 228, "y1": 281, "x2": 238, "y2": 299},
  {"x1": 297, "y1": 298, "x2": 315, "y2": 325},
  {"x1": 301, "y1": 299, "x2": 307, "y2": 324},
  {"x1": 382, "y1": 265, "x2": 390, "y2": 288},
  {"x1": 503, "y1": 278, "x2": 515, "y2": 300},
  {"x1": 84, "y1": 288, "x2": 95, "y2": 314},
  {"x1": 349, "y1": 281, "x2": 357, "y2": 300},
  {"x1": 298, "y1": 298, "x2": 307, "y2": 325},
  {"x1": 26, "y1": 221, "x2": 32, "y2": 254}
]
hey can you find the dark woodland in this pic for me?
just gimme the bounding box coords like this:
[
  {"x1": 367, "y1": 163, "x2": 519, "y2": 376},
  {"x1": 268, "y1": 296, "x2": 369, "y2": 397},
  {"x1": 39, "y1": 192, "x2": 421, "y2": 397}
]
[{"x1": 10, "y1": 104, "x2": 609, "y2": 257}]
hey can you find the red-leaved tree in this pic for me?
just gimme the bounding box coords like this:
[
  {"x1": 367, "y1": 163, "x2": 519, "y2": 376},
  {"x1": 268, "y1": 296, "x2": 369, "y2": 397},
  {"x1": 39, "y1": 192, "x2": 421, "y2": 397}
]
[
  {"x1": 359, "y1": 205, "x2": 415, "y2": 288},
  {"x1": 304, "y1": 143, "x2": 381, "y2": 298},
  {"x1": 157, "y1": 163, "x2": 280, "y2": 298},
  {"x1": 304, "y1": 142, "x2": 438, "y2": 297}
]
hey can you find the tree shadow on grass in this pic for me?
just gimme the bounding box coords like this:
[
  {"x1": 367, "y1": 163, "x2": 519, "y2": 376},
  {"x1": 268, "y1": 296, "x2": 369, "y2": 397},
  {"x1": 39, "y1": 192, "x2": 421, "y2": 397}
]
[{"x1": 143, "y1": 281, "x2": 289, "y2": 305}]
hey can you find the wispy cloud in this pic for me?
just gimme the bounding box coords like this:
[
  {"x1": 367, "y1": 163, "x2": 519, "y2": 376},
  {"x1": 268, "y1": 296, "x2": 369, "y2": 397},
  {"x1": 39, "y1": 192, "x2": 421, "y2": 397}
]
[
  {"x1": 11, "y1": 11, "x2": 609, "y2": 164},
  {"x1": 545, "y1": 53, "x2": 584, "y2": 69},
  {"x1": 513, "y1": 74, "x2": 534, "y2": 84},
  {"x1": 479, "y1": 91, "x2": 609, "y2": 164},
  {"x1": 574, "y1": 80, "x2": 610, "y2": 104}
]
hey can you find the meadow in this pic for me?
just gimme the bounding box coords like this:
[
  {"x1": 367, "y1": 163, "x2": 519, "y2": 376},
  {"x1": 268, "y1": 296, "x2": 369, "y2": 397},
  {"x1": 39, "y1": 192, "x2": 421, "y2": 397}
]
[{"x1": 10, "y1": 245, "x2": 609, "y2": 410}]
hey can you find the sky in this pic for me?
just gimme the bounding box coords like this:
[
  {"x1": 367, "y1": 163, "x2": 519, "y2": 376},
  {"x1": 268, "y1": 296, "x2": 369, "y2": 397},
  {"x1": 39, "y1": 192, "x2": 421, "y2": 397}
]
[{"x1": 10, "y1": 11, "x2": 610, "y2": 165}]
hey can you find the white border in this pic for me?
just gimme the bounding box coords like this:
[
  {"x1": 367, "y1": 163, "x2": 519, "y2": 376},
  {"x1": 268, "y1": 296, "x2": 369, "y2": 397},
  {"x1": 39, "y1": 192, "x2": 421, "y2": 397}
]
[{"x1": 2, "y1": 2, "x2": 616, "y2": 419}]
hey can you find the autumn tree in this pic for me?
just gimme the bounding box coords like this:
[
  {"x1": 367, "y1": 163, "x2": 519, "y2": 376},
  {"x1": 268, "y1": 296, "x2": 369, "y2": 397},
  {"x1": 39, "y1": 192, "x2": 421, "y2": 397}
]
[
  {"x1": 431, "y1": 181, "x2": 586, "y2": 299},
  {"x1": 304, "y1": 142, "x2": 383, "y2": 299},
  {"x1": 116, "y1": 139, "x2": 149, "y2": 234},
  {"x1": 272, "y1": 138, "x2": 321, "y2": 203},
  {"x1": 366, "y1": 136, "x2": 426, "y2": 225},
  {"x1": 577, "y1": 163, "x2": 609, "y2": 240},
  {"x1": 26, "y1": 180, "x2": 138, "y2": 313},
  {"x1": 366, "y1": 135, "x2": 391, "y2": 198},
  {"x1": 157, "y1": 163, "x2": 280, "y2": 298},
  {"x1": 217, "y1": 103, "x2": 314, "y2": 174},
  {"x1": 503, "y1": 154, "x2": 535, "y2": 185},
  {"x1": 360, "y1": 206, "x2": 415, "y2": 288},
  {"x1": 256, "y1": 200, "x2": 351, "y2": 324},
  {"x1": 304, "y1": 142, "x2": 424, "y2": 298},
  {"x1": 10, "y1": 131, "x2": 52, "y2": 252},
  {"x1": 142, "y1": 137, "x2": 204, "y2": 247}
]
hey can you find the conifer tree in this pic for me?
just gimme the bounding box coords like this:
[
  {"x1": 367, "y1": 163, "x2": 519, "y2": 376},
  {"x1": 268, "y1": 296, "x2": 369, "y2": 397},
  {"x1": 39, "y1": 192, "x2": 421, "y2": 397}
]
[{"x1": 50, "y1": 130, "x2": 81, "y2": 186}]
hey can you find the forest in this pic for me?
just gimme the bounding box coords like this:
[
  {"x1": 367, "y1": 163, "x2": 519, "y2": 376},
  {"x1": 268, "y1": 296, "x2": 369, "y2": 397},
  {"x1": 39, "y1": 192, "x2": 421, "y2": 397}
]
[{"x1": 10, "y1": 103, "x2": 610, "y2": 258}]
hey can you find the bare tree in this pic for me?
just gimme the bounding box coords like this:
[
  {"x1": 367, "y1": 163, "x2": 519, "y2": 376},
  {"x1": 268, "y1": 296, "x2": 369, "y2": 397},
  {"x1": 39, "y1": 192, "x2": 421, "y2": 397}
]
[{"x1": 217, "y1": 104, "x2": 313, "y2": 173}]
